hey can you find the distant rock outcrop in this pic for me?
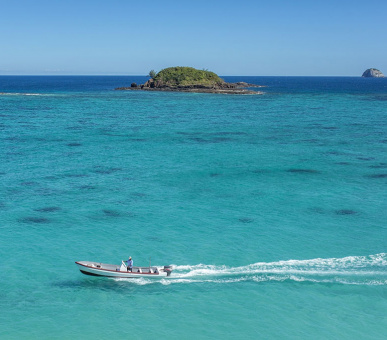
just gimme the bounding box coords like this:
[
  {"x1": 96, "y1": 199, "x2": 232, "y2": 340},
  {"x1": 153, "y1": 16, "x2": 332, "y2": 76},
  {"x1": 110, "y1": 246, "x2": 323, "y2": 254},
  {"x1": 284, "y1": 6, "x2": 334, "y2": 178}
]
[{"x1": 362, "y1": 68, "x2": 385, "y2": 78}]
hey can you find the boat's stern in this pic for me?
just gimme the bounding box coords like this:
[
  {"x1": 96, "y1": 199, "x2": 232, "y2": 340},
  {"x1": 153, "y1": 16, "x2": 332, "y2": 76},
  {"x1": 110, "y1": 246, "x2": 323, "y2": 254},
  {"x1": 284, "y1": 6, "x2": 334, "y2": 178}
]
[{"x1": 163, "y1": 265, "x2": 173, "y2": 276}]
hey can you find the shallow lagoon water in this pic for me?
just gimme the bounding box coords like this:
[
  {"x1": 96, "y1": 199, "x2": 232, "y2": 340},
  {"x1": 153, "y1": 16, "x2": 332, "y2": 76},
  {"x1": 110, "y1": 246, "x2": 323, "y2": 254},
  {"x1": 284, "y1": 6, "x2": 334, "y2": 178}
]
[{"x1": 0, "y1": 76, "x2": 386, "y2": 339}]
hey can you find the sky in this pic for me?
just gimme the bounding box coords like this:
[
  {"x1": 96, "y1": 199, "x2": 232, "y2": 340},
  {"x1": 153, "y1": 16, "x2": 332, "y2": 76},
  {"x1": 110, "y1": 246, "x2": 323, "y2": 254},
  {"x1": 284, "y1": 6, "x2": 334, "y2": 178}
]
[{"x1": 1, "y1": 0, "x2": 386, "y2": 76}]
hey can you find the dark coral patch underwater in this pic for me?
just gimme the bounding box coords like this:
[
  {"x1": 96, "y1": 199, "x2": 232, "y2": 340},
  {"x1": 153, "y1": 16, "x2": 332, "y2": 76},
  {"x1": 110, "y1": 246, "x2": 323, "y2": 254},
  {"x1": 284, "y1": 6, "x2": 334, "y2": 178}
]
[
  {"x1": 368, "y1": 163, "x2": 387, "y2": 169},
  {"x1": 103, "y1": 209, "x2": 121, "y2": 217},
  {"x1": 365, "y1": 174, "x2": 387, "y2": 179},
  {"x1": 19, "y1": 216, "x2": 51, "y2": 224},
  {"x1": 335, "y1": 210, "x2": 357, "y2": 215},
  {"x1": 239, "y1": 217, "x2": 254, "y2": 223},
  {"x1": 286, "y1": 169, "x2": 321, "y2": 174},
  {"x1": 34, "y1": 207, "x2": 61, "y2": 212}
]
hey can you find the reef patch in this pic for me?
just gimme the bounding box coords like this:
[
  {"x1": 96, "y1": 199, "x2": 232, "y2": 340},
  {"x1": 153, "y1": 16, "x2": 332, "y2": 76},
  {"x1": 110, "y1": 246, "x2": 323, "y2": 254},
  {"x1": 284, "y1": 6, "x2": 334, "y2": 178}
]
[
  {"x1": 239, "y1": 217, "x2": 254, "y2": 223},
  {"x1": 335, "y1": 210, "x2": 357, "y2": 215},
  {"x1": 286, "y1": 169, "x2": 321, "y2": 174},
  {"x1": 365, "y1": 174, "x2": 387, "y2": 179},
  {"x1": 103, "y1": 209, "x2": 121, "y2": 217},
  {"x1": 20, "y1": 216, "x2": 51, "y2": 224},
  {"x1": 34, "y1": 207, "x2": 61, "y2": 212}
]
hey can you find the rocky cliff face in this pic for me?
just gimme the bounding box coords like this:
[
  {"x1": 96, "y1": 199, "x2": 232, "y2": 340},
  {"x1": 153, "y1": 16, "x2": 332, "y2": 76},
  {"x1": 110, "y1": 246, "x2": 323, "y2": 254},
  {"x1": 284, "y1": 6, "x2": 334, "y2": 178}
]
[{"x1": 362, "y1": 68, "x2": 385, "y2": 78}]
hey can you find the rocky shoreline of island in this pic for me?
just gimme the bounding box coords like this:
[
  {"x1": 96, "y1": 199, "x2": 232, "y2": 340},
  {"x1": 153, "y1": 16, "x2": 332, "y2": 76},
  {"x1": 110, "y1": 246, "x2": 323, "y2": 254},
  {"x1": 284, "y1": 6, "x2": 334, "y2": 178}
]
[
  {"x1": 115, "y1": 66, "x2": 265, "y2": 94},
  {"x1": 115, "y1": 81, "x2": 265, "y2": 94}
]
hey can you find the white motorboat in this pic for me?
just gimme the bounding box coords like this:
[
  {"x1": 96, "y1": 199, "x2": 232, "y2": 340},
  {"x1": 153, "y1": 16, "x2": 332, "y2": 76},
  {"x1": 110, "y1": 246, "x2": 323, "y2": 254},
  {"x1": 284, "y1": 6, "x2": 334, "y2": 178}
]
[{"x1": 75, "y1": 260, "x2": 173, "y2": 278}]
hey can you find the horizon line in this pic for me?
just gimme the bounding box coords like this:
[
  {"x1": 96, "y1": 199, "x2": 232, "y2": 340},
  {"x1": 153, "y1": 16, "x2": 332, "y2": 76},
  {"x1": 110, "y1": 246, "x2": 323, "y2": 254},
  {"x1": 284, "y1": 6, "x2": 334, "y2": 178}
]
[{"x1": 0, "y1": 74, "x2": 365, "y2": 77}]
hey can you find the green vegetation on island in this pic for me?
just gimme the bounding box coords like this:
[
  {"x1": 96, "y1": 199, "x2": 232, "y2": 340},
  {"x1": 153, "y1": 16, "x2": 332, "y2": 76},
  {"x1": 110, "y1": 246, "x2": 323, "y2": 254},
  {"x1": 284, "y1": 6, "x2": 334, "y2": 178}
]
[
  {"x1": 148, "y1": 69, "x2": 157, "y2": 78},
  {"x1": 151, "y1": 66, "x2": 224, "y2": 87}
]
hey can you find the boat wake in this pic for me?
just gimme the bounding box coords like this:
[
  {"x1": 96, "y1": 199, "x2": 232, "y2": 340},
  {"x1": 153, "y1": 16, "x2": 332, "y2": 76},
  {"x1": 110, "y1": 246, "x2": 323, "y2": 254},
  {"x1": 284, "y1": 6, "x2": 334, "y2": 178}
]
[{"x1": 114, "y1": 253, "x2": 387, "y2": 286}]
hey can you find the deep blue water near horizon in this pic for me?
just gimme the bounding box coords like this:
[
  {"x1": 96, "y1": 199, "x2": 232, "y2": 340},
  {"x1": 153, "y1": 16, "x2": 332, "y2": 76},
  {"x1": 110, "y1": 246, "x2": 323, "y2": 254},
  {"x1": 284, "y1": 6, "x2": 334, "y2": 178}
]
[{"x1": 0, "y1": 76, "x2": 386, "y2": 339}]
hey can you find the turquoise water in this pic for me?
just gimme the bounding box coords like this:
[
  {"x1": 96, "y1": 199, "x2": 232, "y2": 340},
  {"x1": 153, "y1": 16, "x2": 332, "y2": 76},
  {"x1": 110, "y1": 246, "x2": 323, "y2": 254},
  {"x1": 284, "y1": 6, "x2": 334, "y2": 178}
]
[{"x1": 1, "y1": 76, "x2": 386, "y2": 339}]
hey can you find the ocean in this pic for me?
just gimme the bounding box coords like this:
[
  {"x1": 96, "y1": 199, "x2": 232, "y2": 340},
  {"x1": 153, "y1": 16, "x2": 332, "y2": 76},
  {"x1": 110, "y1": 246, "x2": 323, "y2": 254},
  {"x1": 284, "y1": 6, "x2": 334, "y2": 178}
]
[{"x1": 0, "y1": 76, "x2": 386, "y2": 339}]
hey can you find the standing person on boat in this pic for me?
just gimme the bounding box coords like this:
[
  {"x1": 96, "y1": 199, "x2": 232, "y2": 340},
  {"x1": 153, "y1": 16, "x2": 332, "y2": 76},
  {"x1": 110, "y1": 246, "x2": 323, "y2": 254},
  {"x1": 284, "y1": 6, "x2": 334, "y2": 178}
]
[{"x1": 127, "y1": 256, "x2": 133, "y2": 272}]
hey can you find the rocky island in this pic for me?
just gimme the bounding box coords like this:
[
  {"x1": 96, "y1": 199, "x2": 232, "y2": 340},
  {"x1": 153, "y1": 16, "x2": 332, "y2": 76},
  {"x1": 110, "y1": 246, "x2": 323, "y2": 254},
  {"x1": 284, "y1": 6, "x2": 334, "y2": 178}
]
[
  {"x1": 362, "y1": 68, "x2": 385, "y2": 78},
  {"x1": 115, "y1": 66, "x2": 264, "y2": 94}
]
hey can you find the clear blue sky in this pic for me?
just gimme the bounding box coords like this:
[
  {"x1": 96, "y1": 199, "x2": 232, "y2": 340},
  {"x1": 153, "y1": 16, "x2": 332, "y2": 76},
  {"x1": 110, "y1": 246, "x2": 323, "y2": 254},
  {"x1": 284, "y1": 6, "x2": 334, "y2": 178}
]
[{"x1": 1, "y1": 0, "x2": 386, "y2": 76}]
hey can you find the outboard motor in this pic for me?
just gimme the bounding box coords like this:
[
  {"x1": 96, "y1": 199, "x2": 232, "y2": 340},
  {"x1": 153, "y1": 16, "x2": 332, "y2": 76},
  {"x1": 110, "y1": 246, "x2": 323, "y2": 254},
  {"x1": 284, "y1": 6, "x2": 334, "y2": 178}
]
[{"x1": 164, "y1": 265, "x2": 173, "y2": 276}]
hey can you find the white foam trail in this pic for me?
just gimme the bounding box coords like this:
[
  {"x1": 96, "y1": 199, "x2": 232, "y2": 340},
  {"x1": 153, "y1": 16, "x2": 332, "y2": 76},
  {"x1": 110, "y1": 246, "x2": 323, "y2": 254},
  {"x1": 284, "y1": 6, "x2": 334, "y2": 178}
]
[
  {"x1": 172, "y1": 253, "x2": 387, "y2": 277},
  {"x1": 0, "y1": 92, "x2": 43, "y2": 96},
  {"x1": 114, "y1": 277, "x2": 152, "y2": 285},
  {"x1": 158, "y1": 275, "x2": 387, "y2": 286},
  {"x1": 112, "y1": 254, "x2": 387, "y2": 286},
  {"x1": 0, "y1": 92, "x2": 62, "y2": 97}
]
